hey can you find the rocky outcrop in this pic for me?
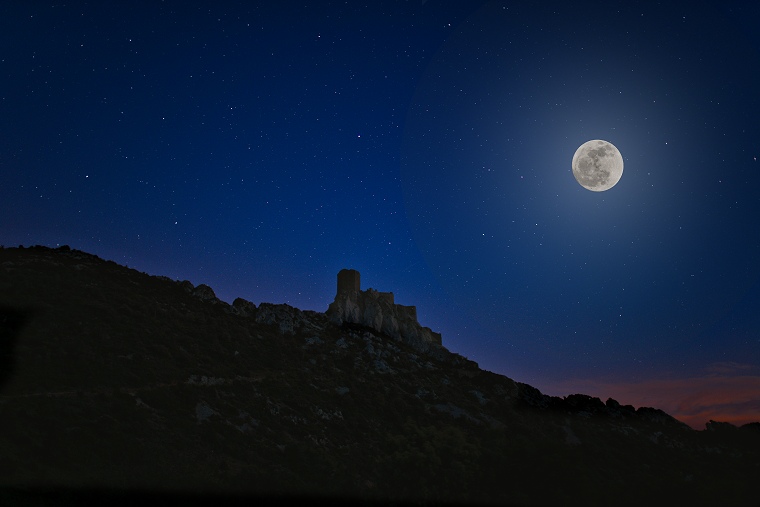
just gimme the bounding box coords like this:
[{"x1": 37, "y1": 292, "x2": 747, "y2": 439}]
[
  {"x1": 516, "y1": 385, "x2": 694, "y2": 431},
  {"x1": 326, "y1": 282, "x2": 443, "y2": 355},
  {"x1": 230, "y1": 297, "x2": 257, "y2": 317},
  {"x1": 191, "y1": 283, "x2": 217, "y2": 302},
  {"x1": 255, "y1": 303, "x2": 327, "y2": 335},
  {"x1": 636, "y1": 406, "x2": 692, "y2": 429}
]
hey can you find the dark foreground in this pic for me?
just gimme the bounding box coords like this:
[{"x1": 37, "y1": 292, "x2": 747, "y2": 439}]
[{"x1": 1, "y1": 245, "x2": 759, "y2": 506}]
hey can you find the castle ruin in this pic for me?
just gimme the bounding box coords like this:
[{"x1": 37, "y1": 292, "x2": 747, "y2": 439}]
[{"x1": 327, "y1": 269, "x2": 441, "y2": 352}]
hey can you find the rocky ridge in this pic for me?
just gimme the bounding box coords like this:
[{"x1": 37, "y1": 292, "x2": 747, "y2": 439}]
[{"x1": 1, "y1": 245, "x2": 759, "y2": 506}]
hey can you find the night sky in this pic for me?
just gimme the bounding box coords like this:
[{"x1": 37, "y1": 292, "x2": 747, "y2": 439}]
[{"x1": 2, "y1": 1, "x2": 759, "y2": 429}]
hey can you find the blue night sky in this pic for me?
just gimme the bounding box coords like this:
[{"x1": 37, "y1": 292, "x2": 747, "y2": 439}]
[{"x1": 2, "y1": 1, "x2": 759, "y2": 428}]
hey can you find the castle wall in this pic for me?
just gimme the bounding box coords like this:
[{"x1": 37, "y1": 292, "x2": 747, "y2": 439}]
[{"x1": 396, "y1": 304, "x2": 417, "y2": 322}]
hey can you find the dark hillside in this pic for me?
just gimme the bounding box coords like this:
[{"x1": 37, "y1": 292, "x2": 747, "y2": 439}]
[{"x1": 1, "y1": 245, "x2": 758, "y2": 506}]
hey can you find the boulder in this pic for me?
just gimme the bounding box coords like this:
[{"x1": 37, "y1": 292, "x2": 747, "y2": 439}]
[
  {"x1": 255, "y1": 303, "x2": 308, "y2": 335},
  {"x1": 191, "y1": 283, "x2": 217, "y2": 302},
  {"x1": 231, "y1": 297, "x2": 257, "y2": 317}
]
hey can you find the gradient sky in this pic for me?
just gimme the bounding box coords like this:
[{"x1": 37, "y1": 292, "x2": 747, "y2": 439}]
[{"x1": 2, "y1": 1, "x2": 759, "y2": 428}]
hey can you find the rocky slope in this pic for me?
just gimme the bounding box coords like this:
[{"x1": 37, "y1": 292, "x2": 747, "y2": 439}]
[{"x1": 1, "y1": 245, "x2": 759, "y2": 506}]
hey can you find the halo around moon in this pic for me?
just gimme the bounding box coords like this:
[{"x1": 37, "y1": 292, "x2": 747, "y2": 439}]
[{"x1": 572, "y1": 140, "x2": 624, "y2": 191}]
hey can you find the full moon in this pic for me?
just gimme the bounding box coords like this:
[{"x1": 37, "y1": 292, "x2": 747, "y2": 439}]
[{"x1": 572, "y1": 140, "x2": 624, "y2": 191}]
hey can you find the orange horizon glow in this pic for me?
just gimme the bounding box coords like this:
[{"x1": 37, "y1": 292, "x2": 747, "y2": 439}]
[{"x1": 537, "y1": 363, "x2": 760, "y2": 430}]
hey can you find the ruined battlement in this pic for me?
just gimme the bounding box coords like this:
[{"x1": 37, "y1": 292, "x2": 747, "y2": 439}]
[
  {"x1": 365, "y1": 287, "x2": 395, "y2": 305},
  {"x1": 396, "y1": 304, "x2": 417, "y2": 322}
]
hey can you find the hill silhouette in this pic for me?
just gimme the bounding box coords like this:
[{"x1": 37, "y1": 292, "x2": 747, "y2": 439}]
[{"x1": 1, "y1": 245, "x2": 759, "y2": 506}]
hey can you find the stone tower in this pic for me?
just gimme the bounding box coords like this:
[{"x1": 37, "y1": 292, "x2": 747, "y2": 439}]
[{"x1": 337, "y1": 269, "x2": 360, "y2": 294}]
